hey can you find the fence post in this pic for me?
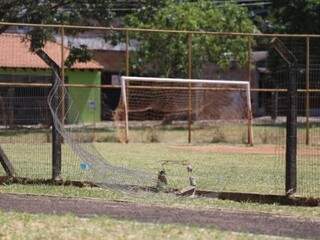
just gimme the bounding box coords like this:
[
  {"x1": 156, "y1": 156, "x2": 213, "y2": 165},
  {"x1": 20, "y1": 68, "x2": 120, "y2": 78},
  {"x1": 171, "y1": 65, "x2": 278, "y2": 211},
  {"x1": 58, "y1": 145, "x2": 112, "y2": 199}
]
[
  {"x1": 305, "y1": 37, "x2": 310, "y2": 145},
  {"x1": 51, "y1": 71, "x2": 62, "y2": 181},
  {"x1": 188, "y1": 33, "x2": 192, "y2": 143},
  {"x1": 0, "y1": 146, "x2": 14, "y2": 177},
  {"x1": 123, "y1": 30, "x2": 130, "y2": 143},
  {"x1": 60, "y1": 26, "x2": 65, "y2": 134},
  {"x1": 269, "y1": 37, "x2": 298, "y2": 195},
  {"x1": 247, "y1": 37, "x2": 253, "y2": 146},
  {"x1": 286, "y1": 67, "x2": 297, "y2": 195},
  {"x1": 125, "y1": 30, "x2": 130, "y2": 76}
]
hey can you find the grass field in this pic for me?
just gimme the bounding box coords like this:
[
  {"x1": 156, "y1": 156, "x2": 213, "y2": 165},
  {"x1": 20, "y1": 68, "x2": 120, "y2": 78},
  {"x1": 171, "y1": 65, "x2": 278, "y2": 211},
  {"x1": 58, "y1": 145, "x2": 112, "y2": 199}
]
[
  {"x1": 0, "y1": 183, "x2": 320, "y2": 240},
  {"x1": 2, "y1": 184, "x2": 320, "y2": 219},
  {"x1": 1, "y1": 142, "x2": 285, "y2": 193},
  {"x1": 0, "y1": 210, "x2": 291, "y2": 240},
  {"x1": 1, "y1": 123, "x2": 320, "y2": 197},
  {"x1": 1, "y1": 124, "x2": 320, "y2": 239}
]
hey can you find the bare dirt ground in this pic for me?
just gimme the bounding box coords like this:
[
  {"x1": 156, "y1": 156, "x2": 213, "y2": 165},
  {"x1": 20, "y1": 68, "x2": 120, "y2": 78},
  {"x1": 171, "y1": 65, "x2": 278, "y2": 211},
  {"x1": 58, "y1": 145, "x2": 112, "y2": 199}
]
[
  {"x1": 171, "y1": 144, "x2": 282, "y2": 155},
  {"x1": 172, "y1": 144, "x2": 320, "y2": 156},
  {"x1": 0, "y1": 193, "x2": 320, "y2": 239}
]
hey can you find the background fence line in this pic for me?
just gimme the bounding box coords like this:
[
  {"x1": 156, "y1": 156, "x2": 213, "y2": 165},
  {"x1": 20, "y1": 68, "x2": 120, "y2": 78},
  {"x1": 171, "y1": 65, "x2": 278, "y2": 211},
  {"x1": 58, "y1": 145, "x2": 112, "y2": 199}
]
[
  {"x1": 0, "y1": 22, "x2": 320, "y2": 197},
  {"x1": 2, "y1": 83, "x2": 320, "y2": 93}
]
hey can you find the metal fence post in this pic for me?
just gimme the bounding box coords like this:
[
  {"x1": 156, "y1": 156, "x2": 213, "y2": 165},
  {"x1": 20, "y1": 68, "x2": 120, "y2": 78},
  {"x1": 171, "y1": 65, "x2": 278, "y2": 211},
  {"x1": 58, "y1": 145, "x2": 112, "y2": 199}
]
[
  {"x1": 286, "y1": 67, "x2": 297, "y2": 195},
  {"x1": 60, "y1": 26, "x2": 65, "y2": 127},
  {"x1": 52, "y1": 71, "x2": 62, "y2": 181},
  {"x1": 124, "y1": 30, "x2": 130, "y2": 143},
  {"x1": 305, "y1": 37, "x2": 310, "y2": 145},
  {"x1": 247, "y1": 37, "x2": 254, "y2": 146},
  {"x1": 0, "y1": 146, "x2": 14, "y2": 177},
  {"x1": 188, "y1": 33, "x2": 193, "y2": 143}
]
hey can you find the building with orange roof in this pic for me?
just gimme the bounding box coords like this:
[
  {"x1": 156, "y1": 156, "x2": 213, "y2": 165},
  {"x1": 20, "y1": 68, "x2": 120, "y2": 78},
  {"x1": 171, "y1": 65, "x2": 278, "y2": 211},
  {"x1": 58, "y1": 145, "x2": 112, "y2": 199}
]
[{"x1": 0, "y1": 33, "x2": 103, "y2": 125}]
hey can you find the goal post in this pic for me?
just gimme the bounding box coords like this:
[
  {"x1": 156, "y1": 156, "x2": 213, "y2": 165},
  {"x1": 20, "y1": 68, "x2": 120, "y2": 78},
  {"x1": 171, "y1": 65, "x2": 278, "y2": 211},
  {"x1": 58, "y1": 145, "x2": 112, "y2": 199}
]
[{"x1": 119, "y1": 76, "x2": 253, "y2": 145}]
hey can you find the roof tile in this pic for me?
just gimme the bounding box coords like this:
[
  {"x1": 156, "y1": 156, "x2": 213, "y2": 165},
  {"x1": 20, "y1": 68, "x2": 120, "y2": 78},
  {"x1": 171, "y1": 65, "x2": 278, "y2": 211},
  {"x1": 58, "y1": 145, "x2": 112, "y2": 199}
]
[{"x1": 0, "y1": 34, "x2": 103, "y2": 70}]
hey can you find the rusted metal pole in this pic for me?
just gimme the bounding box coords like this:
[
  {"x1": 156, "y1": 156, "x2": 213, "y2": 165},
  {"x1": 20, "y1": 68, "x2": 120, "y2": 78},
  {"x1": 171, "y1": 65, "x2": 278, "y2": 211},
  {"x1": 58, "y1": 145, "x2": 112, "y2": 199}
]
[
  {"x1": 1, "y1": 82, "x2": 320, "y2": 93},
  {"x1": 305, "y1": 37, "x2": 310, "y2": 145},
  {"x1": 3, "y1": 21, "x2": 320, "y2": 39},
  {"x1": 188, "y1": 33, "x2": 193, "y2": 143},
  {"x1": 52, "y1": 71, "x2": 62, "y2": 181},
  {"x1": 286, "y1": 66, "x2": 298, "y2": 195},
  {"x1": 247, "y1": 37, "x2": 254, "y2": 146},
  {"x1": 125, "y1": 30, "x2": 130, "y2": 76},
  {"x1": 124, "y1": 30, "x2": 130, "y2": 143},
  {"x1": 60, "y1": 26, "x2": 65, "y2": 130},
  {"x1": 0, "y1": 146, "x2": 14, "y2": 177}
]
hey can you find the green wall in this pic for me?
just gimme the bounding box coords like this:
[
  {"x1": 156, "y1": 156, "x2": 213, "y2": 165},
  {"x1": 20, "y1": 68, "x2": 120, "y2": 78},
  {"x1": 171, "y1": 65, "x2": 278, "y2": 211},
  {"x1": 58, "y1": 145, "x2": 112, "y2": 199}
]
[
  {"x1": 67, "y1": 71, "x2": 101, "y2": 124},
  {"x1": 0, "y1": 68, "x2": 101, "y2": 124}
]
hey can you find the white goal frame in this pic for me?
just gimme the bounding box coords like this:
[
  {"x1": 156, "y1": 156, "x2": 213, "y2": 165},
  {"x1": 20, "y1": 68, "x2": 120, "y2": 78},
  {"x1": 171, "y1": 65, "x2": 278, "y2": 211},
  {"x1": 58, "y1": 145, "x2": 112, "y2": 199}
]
[{"x1": 121, "y1": 76, "x2": 253, "y2": 145}]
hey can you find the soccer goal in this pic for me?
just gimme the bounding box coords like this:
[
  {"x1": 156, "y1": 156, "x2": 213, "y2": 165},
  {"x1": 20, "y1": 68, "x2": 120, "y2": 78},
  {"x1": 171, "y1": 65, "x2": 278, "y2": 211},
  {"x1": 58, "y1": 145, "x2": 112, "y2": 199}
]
[{"x1": 115, "y1": 76, "x2": 253, "y2": 145}]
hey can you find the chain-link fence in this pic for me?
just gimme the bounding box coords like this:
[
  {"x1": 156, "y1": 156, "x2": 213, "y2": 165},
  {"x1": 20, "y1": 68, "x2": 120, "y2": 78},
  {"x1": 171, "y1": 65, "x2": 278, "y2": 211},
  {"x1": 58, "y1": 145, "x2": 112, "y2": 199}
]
[{"x1": 0, "y1": 22, "x2": 319, "y2": 197}]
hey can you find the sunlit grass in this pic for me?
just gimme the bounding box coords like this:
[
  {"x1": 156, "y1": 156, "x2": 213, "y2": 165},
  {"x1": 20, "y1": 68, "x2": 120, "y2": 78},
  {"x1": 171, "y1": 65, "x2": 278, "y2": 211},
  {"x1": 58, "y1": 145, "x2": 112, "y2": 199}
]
[
  {"x1": 0, "y1": 210, "x2": 290, "y2": 240},
  {"x1": 0, "y1": 124, "x2": 320, "y2": 221},
  {"x1": 2, "y1": 183, "x2": 320, "y2": 220}
]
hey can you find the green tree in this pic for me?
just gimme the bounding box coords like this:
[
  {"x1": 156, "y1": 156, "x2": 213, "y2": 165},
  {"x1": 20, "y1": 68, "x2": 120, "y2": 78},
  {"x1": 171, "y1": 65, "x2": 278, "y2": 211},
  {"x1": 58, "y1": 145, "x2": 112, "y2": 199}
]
[
  {"x1": 0, "y1": 1, "x2": 114, "y2": 71},
  {"x1": 270, "y1": 0, "x2": 320, "y2": 33},
  {"x1": 125, "y1": 0, "x2": 255, "y2": 78}
]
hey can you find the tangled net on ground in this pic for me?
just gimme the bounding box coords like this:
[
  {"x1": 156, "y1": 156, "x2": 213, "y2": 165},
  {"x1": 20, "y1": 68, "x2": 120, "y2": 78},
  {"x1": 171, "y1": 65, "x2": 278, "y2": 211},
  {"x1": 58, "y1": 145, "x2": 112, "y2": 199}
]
[{"x1": 47, "y1": 71, "x2": 156, "y2": 192}]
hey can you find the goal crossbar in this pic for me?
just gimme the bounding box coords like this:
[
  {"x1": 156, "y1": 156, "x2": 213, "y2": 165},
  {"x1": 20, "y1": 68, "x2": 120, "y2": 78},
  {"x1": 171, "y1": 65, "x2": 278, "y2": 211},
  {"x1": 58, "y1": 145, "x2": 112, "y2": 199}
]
[
  {"x1": 122, "y1": 76, "x2": 250, "y2": 86},
  {"x1": 120, "y1": 76, "x2": 253, "y2": 145}
]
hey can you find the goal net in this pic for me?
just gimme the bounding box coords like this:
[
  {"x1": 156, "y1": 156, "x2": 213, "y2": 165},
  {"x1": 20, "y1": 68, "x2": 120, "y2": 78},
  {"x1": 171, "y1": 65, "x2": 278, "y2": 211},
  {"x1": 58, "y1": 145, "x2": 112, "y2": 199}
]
[
  {"x1": 114, "y1": 76, "x2": 253, "y2": 145},
  {"x1": 48, "y1": 71, "x2": 155, "y2": 191}
]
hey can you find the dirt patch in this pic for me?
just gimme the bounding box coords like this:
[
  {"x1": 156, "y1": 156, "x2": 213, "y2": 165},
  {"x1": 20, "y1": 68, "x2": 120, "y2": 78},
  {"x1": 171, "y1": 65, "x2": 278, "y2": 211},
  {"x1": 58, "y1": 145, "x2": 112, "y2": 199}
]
[
  {"x1": 0, "y1": 193, "x2": 320, "y2": 239},
  {"x1": 171, "y1": 144, "x2": 320, "y2": 156},
  {"x1": 171, "y1": 144, "x2": 281, "y2": 155}
]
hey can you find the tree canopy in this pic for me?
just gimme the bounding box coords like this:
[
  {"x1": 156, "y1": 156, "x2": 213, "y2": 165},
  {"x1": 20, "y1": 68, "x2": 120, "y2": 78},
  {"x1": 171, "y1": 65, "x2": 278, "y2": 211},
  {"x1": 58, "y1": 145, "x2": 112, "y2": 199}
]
[
  {"x1": 269, "y1": 0, "x2": 320, "y2": 34},
  {"x1": 0, "y1": 1, "x2": 114, "y2": 68},
  {"x1": 124, "y1": 0, "x2": 255, "y2": 78}
]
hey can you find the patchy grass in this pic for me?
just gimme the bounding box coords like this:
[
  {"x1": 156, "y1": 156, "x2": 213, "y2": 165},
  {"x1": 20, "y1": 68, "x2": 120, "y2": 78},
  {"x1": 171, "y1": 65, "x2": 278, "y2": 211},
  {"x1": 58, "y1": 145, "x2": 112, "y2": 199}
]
[
  {"x1": 2, "y1": 184, "x2": 320, "y2": 220},
  {"x1": 0, "y1": 123, "x2": 320, "y2": 223},
  {"x1": 0, "y1": 139, "x2": 320, "y2": 199},
  {"x1": 1, "y1": 142, "x2": 285, "y2": 194},
  {"x1": 0, "y1": 210, "x2": 293, "y2": 240}
]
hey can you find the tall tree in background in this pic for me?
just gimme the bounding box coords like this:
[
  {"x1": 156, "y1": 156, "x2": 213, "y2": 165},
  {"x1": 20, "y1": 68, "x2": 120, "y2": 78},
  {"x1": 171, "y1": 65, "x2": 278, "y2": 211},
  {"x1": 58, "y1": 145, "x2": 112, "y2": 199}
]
[
  {"x1": 0, "y1": 1, "x2": 115, "y2": 70},
  {"x1": 266, "y1": 0, "x2": 320, "y2": 68},
  {"x1": 124, "y1": 0, "x2": 255, "y2": 78},
  {"x1": 263, "y1": 1, "x2": 320, "y2": 121},
  {"x1": 270, "y1": 0, "x2": 320, "y2": 34}
]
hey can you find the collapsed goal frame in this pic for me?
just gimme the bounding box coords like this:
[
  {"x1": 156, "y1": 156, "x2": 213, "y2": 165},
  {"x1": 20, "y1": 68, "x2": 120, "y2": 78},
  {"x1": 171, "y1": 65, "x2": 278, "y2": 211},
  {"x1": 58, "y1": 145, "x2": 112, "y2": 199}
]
[{"x1": 120, "y1": 76, "x2": 253, "y2": 145}]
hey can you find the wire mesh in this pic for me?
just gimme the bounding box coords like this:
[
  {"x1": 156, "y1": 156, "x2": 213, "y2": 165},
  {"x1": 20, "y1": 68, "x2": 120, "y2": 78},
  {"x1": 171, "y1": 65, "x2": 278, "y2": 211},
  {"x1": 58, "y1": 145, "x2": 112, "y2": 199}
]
[
  {"x1": 0, "y1": 85, "x2": 52, "y2": 179},
  {"x1": 0, "y1": 23, "x2": 320, "y2": 197}
]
